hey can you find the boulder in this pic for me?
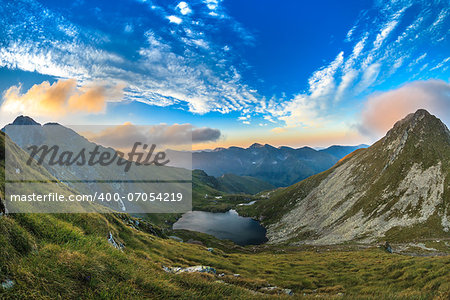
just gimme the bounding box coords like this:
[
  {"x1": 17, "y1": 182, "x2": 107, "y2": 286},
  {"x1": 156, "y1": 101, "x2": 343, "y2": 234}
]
[
  {"x1": 108, "y1": 232, "x2": 124, "y2": 250},
  {"x1": 1, "y1": 279, "x2": 14, "y2": 290},
  {"x1": 163, "y1": 265, "x2": 216, "y2": 275}
]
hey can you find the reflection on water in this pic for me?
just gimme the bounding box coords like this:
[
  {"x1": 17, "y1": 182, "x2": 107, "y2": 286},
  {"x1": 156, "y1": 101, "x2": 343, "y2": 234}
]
[{"x1": 173, "y1": 210, "x2": 267, "y2": 246}]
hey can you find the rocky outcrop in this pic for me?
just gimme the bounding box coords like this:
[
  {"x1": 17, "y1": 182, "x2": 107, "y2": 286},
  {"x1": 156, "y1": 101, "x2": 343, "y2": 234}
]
[
  {"x1": 107, "y1": 232, "x2": 124, "y2": 250},
  {"x1": 163, "y1": 265, "x2": 216, "y2": 274}
]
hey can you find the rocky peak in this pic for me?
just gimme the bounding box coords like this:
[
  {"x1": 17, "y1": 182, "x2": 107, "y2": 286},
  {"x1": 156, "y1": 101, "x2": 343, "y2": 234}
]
[
  {"x1": 11, "y1": 115, "x2": 41, "y2": 126},
  {"x1": 383, "y1": 109, "x2": 450, "y2": 150},
  {"x1": 249, "y1": 143, "x2": 264, "y2": 149},
  {"x1": 387, "y1": 109, "x2": 445, "y2": 136}
]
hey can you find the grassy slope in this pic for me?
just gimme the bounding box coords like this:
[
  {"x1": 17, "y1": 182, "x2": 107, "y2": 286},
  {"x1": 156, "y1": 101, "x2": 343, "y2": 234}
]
[
  {"x1": 237, "y1": 163, "x2": 340, "y2": 226},
  {"x1": 1, "y1": 212, "x2": 449, "y2": 299},
  {"x1": 216, "y1": 173, "x2": 275, "y2": 195},
  {"x1": 191, "y1": 170, "x2": 259, "y2": 212},
  {"x1": 1, "y1": 131, "x2": 449, "y2": 299},
  {"x1": 237, "y1": 148, "x2": 365, "y2": 228}
]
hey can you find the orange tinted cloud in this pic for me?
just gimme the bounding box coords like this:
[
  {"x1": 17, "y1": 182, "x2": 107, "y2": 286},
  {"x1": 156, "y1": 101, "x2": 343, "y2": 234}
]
[
  {"x1": 1, "y1": 79, "x2": 124, "y2": 117},
  {"x1": 81, "y1": 123, "x2": 221, "y2": 151},
  {"x1": 359, "y1": 80, "x2": 450, "y2": 136}
]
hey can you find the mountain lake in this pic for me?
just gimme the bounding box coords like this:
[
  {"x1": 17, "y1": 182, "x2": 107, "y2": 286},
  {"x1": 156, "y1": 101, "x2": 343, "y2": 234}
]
[{"x1": 173, "y1": 210, "x2": 267, "y2": 246}]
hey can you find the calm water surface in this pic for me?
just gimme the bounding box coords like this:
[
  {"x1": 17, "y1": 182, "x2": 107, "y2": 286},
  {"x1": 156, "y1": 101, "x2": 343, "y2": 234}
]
[{"x1": 173, "y1": 210, "x2": 267, "y2": 246}]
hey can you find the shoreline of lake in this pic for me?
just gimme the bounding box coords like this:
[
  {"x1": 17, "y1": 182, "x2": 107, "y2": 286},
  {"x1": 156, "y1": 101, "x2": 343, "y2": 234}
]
[{"x1": 173, "y1": 209, "x2": 267, "y2": 246}]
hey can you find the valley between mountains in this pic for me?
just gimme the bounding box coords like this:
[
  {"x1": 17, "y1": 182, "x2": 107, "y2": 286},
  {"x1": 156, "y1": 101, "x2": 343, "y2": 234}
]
[{"x1": 0, "y1": 109, "x2": 449, "y2": 299}]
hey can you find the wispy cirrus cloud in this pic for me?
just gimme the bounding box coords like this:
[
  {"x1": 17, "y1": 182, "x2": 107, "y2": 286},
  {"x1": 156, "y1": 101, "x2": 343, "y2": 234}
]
[
  {"x1": 270, "y1": 0, "x2": 449, "y2": 132},
  {"x1": 0, "y1": 0, "x2": 258, "y2": 116},
  {"x1": 0, "y1": 0, "x2": 448, "y2": 132}
]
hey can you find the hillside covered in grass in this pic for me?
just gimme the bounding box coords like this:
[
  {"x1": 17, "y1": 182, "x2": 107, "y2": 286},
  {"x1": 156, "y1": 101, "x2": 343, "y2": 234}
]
[
  {"x1": 239, "y1": 110, "x2": 450, "y2": 245},
  {"x1": 1, "y1": 211, "x2": 450, "y2": 299},
  {"x1": 0, "y1": 120, "x2": 449, "y2": 299}
]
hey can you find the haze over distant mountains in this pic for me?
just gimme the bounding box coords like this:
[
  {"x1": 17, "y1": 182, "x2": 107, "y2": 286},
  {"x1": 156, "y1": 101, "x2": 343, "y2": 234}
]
[
  {"x1": 4, "y1": 115, "x2": 368, "y2": 188},
  {"x1": 188, "y1": 143, "x2": 368, "y2": 187},
  {"x1": 244, "y1": 109, "x2": 450, "y2": 245},
  {"x1": 2, "y1": 116, "x2": 275, "y2": 196},
  {"x1": 2, "y1": 116, "x2": 194, "y2": 213}
]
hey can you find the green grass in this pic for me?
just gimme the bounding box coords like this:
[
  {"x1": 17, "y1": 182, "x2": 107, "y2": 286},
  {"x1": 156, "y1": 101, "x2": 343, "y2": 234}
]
[
  {"x1": 1, "y1": 121, "x2": 450, "y2": 299},
  {"x1": 216, "y1": 173, "x2": 275, "y2": 195},
  {"x1": 0, "y1": 213, "x2": 449, "y2": 299}
]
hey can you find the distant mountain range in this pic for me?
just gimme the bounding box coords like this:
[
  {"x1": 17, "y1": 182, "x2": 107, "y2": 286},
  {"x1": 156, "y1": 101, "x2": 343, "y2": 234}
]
[
  {"x1": 3, "y1": 116, "x2": 368, "y2": 189},
  {"x1": 2, "y1": 116, "x2": 274, "y2": 207},
  {"x1": 242, "y1": 109, "x2": 450, "y2": 245},
  {"x1": 2, "y1": 116, "x2": 195, "y2": 213},
  {"x1": 187, "y1": 143, "x2": 368, "y2": 187}
]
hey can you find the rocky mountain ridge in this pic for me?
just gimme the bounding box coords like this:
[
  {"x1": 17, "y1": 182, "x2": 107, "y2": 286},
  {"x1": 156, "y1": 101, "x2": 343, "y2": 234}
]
[
  {"x1": 189, "y1": 143, "x2": 368, "y2": 187},
  {"x1": 244, "y1": 109, "x2": 450, "y2": 245}
]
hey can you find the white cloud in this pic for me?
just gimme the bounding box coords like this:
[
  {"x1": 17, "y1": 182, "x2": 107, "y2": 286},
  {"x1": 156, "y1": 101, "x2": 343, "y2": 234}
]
[
  {"x1": 176, "y1": 2, "x2": 192, "y2": 15},
  {"x1": 262, "y1": 1, "x2": 446, "y2": 130},
  {"x1": 373, "y1": 19, "x2": 399, "y2": 51},
  {"x1": 167, "y1": 15, "x2": 182, "y2": 24},
  {"x1": 336, "y1": 69, "x2": 358, "y2": 100},
  {"x1": 263, "y1": 115, "x2": 276, "y2": 123},
  {"x1": 345, "y1": 24, "x2": 357, "y2": 42},
  {"x1": 355, "y1": 63, "x2": 381, "y2": 93},
  {"x1": 0, "y1": 0, "x2": 260, "y2": 118},
  {"x1": 336, "y1": 34, "x2": 368, "y2": 99},
  {"x1": 204, "y1": 0, "x2": 219, "y2": 11},
  {"x1": 202, "y1": 0, "x2": 225, "y2": 18},
  {"x1": 390, "y1": 56, "x2": 406, "y2": 74},
  {"x1": 308, "y1": 51, "x2": 344, "y2": 99},
  {"x1": 397, "y1": 18, "x2": 423, "y2": 43},
  {"x1": 278, "y1": 95, "x2": 324, "y2": 128},
  {"x1": 0, "y1": 40, "x2": 123, "y2": 82},
  {"x1": 350, "y1": 35, "x2": 367, "y2": 60},
  {"x1": 430, "y1": 8, "x2": 448, "y2": 28},
  {"x1": 408, "y1": 53, "x2": 427, "y2": 67},
  {"x1": 430, "y1": 57, "x2": 450, "y2": 71}
]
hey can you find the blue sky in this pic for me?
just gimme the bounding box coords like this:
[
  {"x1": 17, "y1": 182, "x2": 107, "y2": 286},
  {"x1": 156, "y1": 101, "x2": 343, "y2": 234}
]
[{"x1": 0, "y1": 0, "x2": 449, "y2": 148}]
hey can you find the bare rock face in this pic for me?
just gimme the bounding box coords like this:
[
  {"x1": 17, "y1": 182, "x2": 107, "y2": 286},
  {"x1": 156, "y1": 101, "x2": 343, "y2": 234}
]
[
  {"x1": 261, "y1": 109, "x2": 450, "y2": 245},
  {"x1": 0, "y1": 197, "x2": 6, "y2": 215}
]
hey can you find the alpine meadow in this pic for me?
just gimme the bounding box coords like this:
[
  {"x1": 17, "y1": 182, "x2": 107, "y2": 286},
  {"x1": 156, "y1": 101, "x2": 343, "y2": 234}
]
[{"x1": 0, "y1": 0, "x2": 449, "y2": 299}]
